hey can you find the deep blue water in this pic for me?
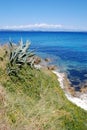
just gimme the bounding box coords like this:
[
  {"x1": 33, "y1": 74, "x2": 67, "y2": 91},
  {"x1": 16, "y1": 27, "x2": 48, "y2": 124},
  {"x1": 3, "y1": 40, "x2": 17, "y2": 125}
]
[{"x1": 0, "y1": 31, "x2": 87, "y2": 90}]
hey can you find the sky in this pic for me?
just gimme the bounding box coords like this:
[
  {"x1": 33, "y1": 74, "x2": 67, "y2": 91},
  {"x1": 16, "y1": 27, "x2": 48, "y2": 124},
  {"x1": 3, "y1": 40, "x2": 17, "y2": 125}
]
[{"x1": 0, "y1": 0, "x2": 87, "y2": 31}]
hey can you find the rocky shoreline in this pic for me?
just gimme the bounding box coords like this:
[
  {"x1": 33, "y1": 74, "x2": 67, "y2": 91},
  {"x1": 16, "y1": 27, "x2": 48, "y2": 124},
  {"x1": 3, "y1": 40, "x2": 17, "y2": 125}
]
[
  {"x1": 53, "y1": 71, "x2": 87, "y2": 111},
  {"x1": 34, "y1": 56, "x2": 87, "y2": 111}
]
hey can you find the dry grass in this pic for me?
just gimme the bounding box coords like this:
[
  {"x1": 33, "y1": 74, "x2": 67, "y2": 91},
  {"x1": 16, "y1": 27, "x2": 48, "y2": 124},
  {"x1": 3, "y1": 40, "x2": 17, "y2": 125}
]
[{"x1": 0, "y1": 45, "x2": 87, "y2": 130}]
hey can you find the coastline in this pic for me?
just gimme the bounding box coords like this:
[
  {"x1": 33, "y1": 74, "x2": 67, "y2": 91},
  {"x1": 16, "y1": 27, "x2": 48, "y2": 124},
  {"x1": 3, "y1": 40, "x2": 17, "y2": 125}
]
[
  {"x1": 34, "y1": 56, "x2": 87, "y2": 111},
  {"x1": 52, "y1": 70, "x2": 87, "y2": 111}
]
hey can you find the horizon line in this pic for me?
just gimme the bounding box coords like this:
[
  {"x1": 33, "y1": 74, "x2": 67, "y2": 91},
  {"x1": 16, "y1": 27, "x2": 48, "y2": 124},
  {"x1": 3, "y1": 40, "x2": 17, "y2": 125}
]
[{"x1": 0, "y1": 29, "x2": 87, "y2": 33}]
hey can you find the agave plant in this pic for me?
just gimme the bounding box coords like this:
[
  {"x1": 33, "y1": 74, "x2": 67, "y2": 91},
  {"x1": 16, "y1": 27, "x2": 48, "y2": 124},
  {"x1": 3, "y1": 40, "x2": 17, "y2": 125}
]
[{"x1": 7, "y1": 39, "x2": 35, "y2": 75}]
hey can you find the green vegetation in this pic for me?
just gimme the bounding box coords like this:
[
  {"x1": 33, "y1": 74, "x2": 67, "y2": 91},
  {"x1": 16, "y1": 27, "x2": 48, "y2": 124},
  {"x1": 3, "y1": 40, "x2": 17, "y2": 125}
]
[
  {"x1": 0, "y1": 44, "x2": 87, "y2": 130},
  {"x1": 7, "y1": 39, "x2": 35, "y2": 75}
]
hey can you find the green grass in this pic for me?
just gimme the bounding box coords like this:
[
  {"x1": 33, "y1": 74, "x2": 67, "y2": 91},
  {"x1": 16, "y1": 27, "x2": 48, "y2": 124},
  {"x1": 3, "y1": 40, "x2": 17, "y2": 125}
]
[{"x1": 0, "y1": 45, "x2": 87, "y2": 130}]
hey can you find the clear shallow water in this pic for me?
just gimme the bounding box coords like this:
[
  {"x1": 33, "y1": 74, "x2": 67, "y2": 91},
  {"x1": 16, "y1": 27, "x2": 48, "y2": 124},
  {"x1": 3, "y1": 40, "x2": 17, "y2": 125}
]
[{"x1": 0, "y1": 31, "x2": 87, "y2": 90}]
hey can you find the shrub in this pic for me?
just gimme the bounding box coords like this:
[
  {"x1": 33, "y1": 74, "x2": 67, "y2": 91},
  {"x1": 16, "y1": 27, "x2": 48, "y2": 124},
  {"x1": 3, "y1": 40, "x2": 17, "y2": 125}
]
[{"x1": 7, "y1": 39, "x2": 35, "y2": 75}]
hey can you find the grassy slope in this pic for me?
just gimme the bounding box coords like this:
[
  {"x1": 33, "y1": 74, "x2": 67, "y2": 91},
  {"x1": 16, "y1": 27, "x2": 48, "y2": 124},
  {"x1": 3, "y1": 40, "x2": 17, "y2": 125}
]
[{"x1": 0, "y1": 45, "x2": 87, "y2": 130}]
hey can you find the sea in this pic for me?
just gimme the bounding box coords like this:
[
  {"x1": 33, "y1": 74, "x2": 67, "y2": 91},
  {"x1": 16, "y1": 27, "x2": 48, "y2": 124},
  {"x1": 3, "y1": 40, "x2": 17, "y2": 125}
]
[{"x1": 0, "y1": 31, "x2": 87, "y2": 91}]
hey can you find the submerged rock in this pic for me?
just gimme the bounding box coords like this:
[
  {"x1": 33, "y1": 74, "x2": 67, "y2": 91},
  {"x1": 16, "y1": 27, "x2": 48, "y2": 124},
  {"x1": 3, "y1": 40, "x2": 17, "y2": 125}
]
[
  {"x1": 47, "y1": 65, "x2": 57, "y2": 70},
  {"x1": 44, "y1": 58, "x2": 51, "y2": 62}
]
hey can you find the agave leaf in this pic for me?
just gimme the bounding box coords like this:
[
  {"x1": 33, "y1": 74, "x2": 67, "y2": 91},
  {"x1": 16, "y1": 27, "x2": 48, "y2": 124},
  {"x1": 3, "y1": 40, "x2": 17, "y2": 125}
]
[
  {"x1": 22, "y1": 40, "x2": 30, "y2": 53},
  {"x1": 10, "y1": 44, "x2": 22, "y2": 63},
  {"x1": 28, "y1": 53, "x2": 35, "y2": 57},
  {"x1": 7, "y1": 39, "x2": 36, "y2": 75},
  {"x1": 19, "y1": 53, "x2": 27, "y2": 59},
  {"x1": 19, "y1": 38, "x2": 23, "y2": 50},
  {"x1": 9, "y1": 38, "x2": 13, "y2": 48},
  {"x1": 27, "y1": 49, "x2": 35, "y2": 57}
]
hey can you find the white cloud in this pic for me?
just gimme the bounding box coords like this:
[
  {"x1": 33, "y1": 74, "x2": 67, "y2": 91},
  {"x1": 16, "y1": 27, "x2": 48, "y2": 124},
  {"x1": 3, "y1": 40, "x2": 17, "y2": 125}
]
[
  {"x1": 1, "y1": 23, "x2": 85, "y2": 31},
  {"x1": 0, "y1": 23, "x2": 63, "y2": 30}
]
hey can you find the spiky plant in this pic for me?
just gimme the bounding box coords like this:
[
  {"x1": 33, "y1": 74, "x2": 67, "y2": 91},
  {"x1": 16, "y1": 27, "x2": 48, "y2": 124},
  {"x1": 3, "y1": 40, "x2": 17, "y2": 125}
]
[{"x1": 7, "y1": 39, "x2": 35, "y2": 75}]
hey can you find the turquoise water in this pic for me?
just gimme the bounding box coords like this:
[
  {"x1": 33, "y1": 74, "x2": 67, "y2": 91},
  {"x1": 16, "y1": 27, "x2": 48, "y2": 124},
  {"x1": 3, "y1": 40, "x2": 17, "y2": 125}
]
[{"x1": 0, "y1": 31, "x2": 87, "y2": 90}]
